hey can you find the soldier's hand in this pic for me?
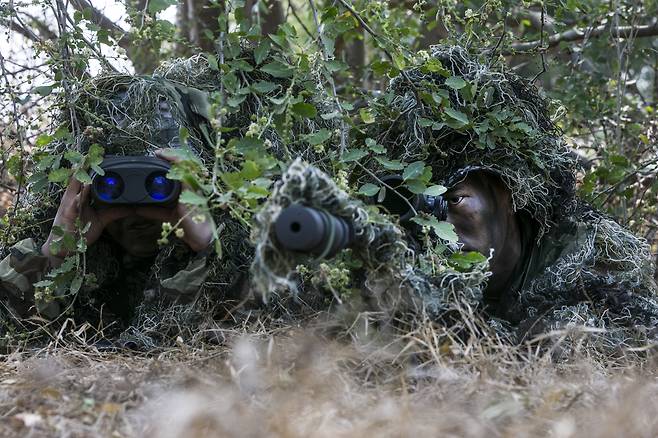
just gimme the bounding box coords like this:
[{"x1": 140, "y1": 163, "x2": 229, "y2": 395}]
[
  {"x1": 134, "y1": 149, "x2": 214, "y2": 254},
  {"x1": 41, "y1": 177, "x2": 133, "y2": 259}
]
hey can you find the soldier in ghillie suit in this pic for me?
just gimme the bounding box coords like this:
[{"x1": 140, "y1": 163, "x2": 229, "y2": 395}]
[
  {"x1": 0, "y1": 72, "x2": 249, "y2": 348},
  {"x1": 0, "y1": 43, "x2": 340, "y2": 348},
  {"x1": 252, "y1": 45, "x2": 658, "y2": 358}
]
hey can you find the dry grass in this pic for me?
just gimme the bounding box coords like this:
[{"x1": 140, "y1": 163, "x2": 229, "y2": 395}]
[{"x1": 0, "y1": 323, "x2": 657, "y2": 438}]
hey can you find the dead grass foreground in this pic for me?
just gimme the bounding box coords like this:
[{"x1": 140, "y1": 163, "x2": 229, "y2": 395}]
[{"x1": 0, "y1": 325, "x2": 657, "y2": 438}]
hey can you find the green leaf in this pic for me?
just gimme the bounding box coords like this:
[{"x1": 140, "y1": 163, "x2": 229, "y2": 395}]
[
  {"x1": 449, "y1": 251, "x2": 487, "y2": 271},
  {"x1": 48, "y1": 168, "x2": 72, "y2": 183},
  {"x1": 34, "y1": 85, "x2": 54, "y2": 96},
  {"x1": 64, "y1": 150, "x2": 83, "y2": 164},
  {"x1": 418, "y1": 117, "x2": 434, "y2": 128},
  {"x1": 261, "y1": 61, "x2": 294, "y2": 78},
  {"x1": 403, "y1": 161, "x2": 425, "y2": 180},
  {"x1": 392, "y1": 52, "x2": 406, "y2": 70},
  {"x1": 73, "y1": 169, "x2": 92, "y2": 184},
  {"x1": 358, "y1": 183, "x2": 380, "y2": 196},
  {"x1": 254, "y1": 40, "x2": 271, "y2": 65},
  {"x1": 291, "y1": 102, "x2": 318, "y2": 118},
  {"x1": 444, "y1": 107, "x2": 469, "y2": 127},
  {"x1": 365, "y1": 138, "x2": 385, "y2": 154},
  {"x1": 70, "y1": 275, "x2": 83, "y2": 294},
  {"x1": 251, "y1": 81, "x2": 277, "y2": 94},
  {"x1": 514, "y1": 122, "x2": 533, "y2": 134},
  {"x1": 422, "y1": 58, "x2": 450, "y2": 76},
  {"x1": 179, "y1": 190, "x2": 207, "y2": 206},
  {"x1": 424, "y1": 185, "x2": 447, "y2": 196},
  {"x1": 304, "y1": 129, "x2": 332, "y2": 145},
  {"x1": 240, "y1": 160, "x2": 260, "y2": 180},
  {"x1": 359, "y1": 108, "x2": 375, "y2": 124},
  {"x1": 375, "y1": 157, "x2": 404, "y2": 171},
  {"x1": 320, "y1": 111, "x2": 341, "y2": 120},
  {"x1": 405, "y1": 179, "x2": 426, "y2": 194},
  {"x1": 342, "y1": 148, "x2": 368, "y2": 162},
  {"x1": 411, "y1": 214, "x2": 458, "y2": 242},
  {"x1": 445, "y1": 76, "x2": 467, "y2": 90},
  {"x1": 36, "y1": 134, "x2": 54, "y2": 147},
  {"x1": 147, "y1": 0, "x2": 176, "y2": 14},
  {"x1": 325, "y1": 60, "x2": 348, "y2": 73},
  {"x1": 207, "y1": 54, "x2": 219, "y2": 71}
]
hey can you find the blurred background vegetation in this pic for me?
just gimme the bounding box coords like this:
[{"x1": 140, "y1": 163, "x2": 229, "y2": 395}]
[{"x1": 0, "y1": 0, "x2": 657, "y2": 260}]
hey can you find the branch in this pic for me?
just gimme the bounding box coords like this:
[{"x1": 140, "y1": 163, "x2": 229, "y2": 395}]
[
  {"x1": 69, "y1": 0, "x2": 131, "y2": 49},
  {"x1": 20, "y1": 12, "x2": 58, "y2": 40},
  {"x1": 2, "y1": 18, "x2": 42, "y2": 43},
  {"x1": 507, "y1": 19, "x2": 658, "y2": 53}
]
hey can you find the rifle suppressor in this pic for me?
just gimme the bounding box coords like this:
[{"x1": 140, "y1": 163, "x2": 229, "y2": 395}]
[{"x1": 274, "y1": 205, "x2": 354, "y2": 259}]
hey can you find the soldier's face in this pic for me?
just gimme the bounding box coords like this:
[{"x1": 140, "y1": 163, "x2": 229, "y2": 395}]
[
  {"x1": 106, "y1": 215, "x2": 162, "y2": 258},
  {"x1": 444, "y1": 171, "x2": 522, "y2": 294}
]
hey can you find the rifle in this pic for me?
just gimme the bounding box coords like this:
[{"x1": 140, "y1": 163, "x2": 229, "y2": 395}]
[{"x1": 273, "y1": 175, "x2": 448, "y2": 259}]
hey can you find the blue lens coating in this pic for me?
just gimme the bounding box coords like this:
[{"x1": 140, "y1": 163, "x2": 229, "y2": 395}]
[
  {"x1": 95, "y1": 172, "x2": 124, "y2": 201},
  {"x1": 146, "y1": 172, "x2": 174, "y2": 200}
]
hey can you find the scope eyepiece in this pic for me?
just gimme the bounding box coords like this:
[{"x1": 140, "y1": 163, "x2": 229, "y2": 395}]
[
  {"x1": 372, "y1": 175, "x2": 448, "y2": 222},
  {"x1": 90, "y1": 156, "x2": 181, "y2": 206}
]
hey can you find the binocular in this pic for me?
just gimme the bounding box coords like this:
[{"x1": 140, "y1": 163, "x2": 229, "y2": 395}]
[
  {"x1": 374, "y1": 175, "x2": 448, "y2": 222},
  {"x1": 90, "y1": 156, "x2": 181, "y2": 206}
]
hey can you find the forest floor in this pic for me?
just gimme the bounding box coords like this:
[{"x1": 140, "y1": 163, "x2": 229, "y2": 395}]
[{"x1": 0, "y1": 327, "x2": 657, "y2": 438}]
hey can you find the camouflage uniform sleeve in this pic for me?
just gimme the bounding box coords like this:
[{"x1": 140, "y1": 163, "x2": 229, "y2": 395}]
[
  {"x1": 157, "y1": 250, "x2": 211, "y2": 303},
  {"x1": 0, "y1": 238, "x2": 62, "y2": 320}
]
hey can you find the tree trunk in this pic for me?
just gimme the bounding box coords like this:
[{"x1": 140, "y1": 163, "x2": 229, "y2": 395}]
[
  {"x1": 177, "y1": 0, "x2": 225, "y2": 56},
  {"x1": 244, "y1": 0, "x2": 284, "y2": 36}
]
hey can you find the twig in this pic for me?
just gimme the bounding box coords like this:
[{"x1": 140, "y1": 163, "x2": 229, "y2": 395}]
[
  {"x1": 64, "y1": 13, "x2": 119, "y2": 74},
  {"x1": 69, "y1": 0, "x2": 131, "y2": 50},
  {"x1": 488, "y1": 11, "x2": 507, "y2": 60},
  {"x1": 287, "y1": 0, "x2": 314, "y2": 40},
  {"x1": 308, "y1": 0, "x2": 348, "y2": 154},
  {"x1": 334, "y1": 0, "x2": 424, "y2": 114},
  {"x1": 531, "y1": 5, "x2": 547, "y2": 82},
  {"x1": 505, "y1": 19, "x2": 658, "y2": 53}
]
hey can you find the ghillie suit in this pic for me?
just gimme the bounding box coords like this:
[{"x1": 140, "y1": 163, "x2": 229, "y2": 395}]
[{"x1": 362, "y1": 45, "x2": 658, "y2": 358}]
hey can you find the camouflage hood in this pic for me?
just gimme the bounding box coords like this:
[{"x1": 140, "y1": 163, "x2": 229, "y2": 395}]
[
  {"x1": 367, "y1": 45, "x2": 579, "y2": 238},
  {"x1": 73, "y1": 73, "x2": 214, "y2": 160}
]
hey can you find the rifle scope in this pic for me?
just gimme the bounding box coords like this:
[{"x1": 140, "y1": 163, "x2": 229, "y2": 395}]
[
  {"x1": 274, "y1": 204, "x2": 354, "y2": 259},
  {"x1": 373, "y1": 175, "x2": 448, "y2": 222}
]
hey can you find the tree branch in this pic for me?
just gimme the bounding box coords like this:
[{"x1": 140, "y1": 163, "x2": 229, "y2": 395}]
[
  {"x1": 19, "y1": 11, "x2": 58, "y2": 40},
  {"x1": 2, "y1": 18, "x2": 42, "y2": 43},
  {"x1": 69, "y1": 0, "x2": 131, "y2": 49},
  {"x1": 507, "y1": 19, "x2": 658, "y2": 53}
]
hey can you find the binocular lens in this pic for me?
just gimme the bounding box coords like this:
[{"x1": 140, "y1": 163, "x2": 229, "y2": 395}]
[
  {"x1": 146, "y1": 172, "x2": 175, "y2": 200},
  {"x1": 95, "y1": 172, "x2": 124, "y2": 201}
]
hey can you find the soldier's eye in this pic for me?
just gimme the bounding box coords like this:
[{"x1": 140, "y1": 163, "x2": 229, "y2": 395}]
[{"x1": 448, "y1": 195, "x2": 464, "y2": 206}]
